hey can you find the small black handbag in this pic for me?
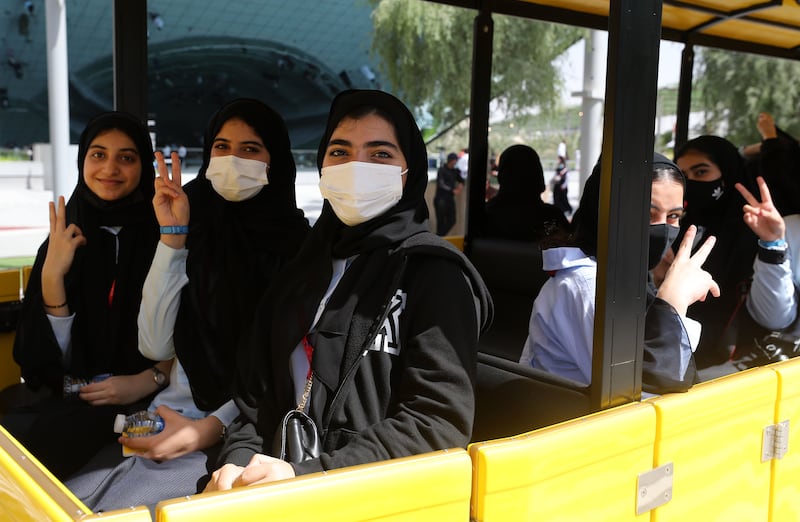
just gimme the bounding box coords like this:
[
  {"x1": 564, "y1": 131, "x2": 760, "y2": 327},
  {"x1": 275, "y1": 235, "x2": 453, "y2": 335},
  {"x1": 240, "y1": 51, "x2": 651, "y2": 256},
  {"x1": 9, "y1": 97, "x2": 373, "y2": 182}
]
[{"x1": 274, "y1": 376, "x2": 321, "y2": 463}]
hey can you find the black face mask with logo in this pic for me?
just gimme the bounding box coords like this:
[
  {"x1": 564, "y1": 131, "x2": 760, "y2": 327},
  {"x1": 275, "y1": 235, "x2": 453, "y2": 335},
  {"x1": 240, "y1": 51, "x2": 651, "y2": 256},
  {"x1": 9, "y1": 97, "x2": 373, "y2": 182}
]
[
  {"x1": 648, "y1": 223, "x2": 680, "y2": 270},
  {"x1": 684, "y1": 179, "x2": 725, "y2": 222}
]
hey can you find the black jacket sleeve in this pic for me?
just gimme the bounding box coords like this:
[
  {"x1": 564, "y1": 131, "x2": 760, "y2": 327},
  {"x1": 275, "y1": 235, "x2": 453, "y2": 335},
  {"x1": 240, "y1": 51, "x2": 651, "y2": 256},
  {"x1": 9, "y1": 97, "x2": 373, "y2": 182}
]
[
  {"x1": 13, "y1": 240, "x2": 66, "y2": 394},
  {"x1": 642, "y1": 292, "x2": 698, "y2": 394}
]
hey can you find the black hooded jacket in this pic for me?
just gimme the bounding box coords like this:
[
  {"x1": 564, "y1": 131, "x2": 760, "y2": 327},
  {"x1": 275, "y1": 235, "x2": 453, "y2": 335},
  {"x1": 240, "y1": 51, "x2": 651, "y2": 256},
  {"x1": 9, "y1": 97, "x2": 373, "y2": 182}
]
[{"x1": 222, "y1": 90, "x2": 493, "y2": 474}]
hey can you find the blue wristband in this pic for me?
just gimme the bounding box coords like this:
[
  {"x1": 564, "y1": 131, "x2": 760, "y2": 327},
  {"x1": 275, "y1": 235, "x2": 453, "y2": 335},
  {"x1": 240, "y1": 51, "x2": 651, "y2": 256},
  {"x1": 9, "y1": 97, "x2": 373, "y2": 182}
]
[
  {"x1": 758, "y1": 238, "x2": 787, "y2": 249},
  {"x1": 160, "y1": 225, "x2": 189, "y2": 235}
]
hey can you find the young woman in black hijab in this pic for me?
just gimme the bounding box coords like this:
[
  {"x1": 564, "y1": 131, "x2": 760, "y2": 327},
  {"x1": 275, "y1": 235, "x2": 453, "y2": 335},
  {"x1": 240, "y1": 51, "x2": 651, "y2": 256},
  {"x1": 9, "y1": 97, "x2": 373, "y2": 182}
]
[
  {"x1": 205, "y1": 90, "x2": 493, "y2": 491},
  {"x1": 5, "y1": 112, "x2": 164, "y2": 479},
  {"x1": 481, "y1": 143, "x2": 569, "y2": 244},
  {"x1": 62, "y1": 98, "x2": 310, "y2": 512},
  {"x1": 138, "y1": 98, "x2": 310, "y2": 413},
  {"x1": 674, "y1": 136, "x2": 759, "y2": 368}
]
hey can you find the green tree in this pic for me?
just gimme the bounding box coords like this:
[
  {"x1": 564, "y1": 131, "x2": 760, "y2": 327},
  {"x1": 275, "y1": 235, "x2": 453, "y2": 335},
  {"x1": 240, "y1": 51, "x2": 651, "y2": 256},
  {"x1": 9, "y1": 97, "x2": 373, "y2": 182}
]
[
  {"x1": 696, "y1": 48, "x2": 800, "y2": 145},
  {"x1": 369, "y1": 0, "x2": 583, "y2": 139}
]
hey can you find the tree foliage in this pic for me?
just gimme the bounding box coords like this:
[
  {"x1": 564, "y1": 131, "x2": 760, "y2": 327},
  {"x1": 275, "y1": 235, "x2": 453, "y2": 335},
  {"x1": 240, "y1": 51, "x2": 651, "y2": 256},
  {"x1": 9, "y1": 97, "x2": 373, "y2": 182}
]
[
  {"x1": 368, "y1": 0, "x2": 583, "y2": 136},
  {"x1": 696, "y1": 48, "x2": 800, "y2": 145}
]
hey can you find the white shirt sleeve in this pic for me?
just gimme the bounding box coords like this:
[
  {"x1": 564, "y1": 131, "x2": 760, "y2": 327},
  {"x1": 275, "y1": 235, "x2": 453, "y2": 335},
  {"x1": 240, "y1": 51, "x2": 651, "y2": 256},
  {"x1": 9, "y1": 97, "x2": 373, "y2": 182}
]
[
  {"x1": 747, "y1": 254, "x2": 795, "y2": 331},
  {"x1": 46, "y1": 313, "x2": 75, "y2": 360},
  {"x1": 209, "y1": 400, "x2": 240, "y2": 427},
  {"x1": 138, "y1": 241, "x2": 190, "y2": 360}
]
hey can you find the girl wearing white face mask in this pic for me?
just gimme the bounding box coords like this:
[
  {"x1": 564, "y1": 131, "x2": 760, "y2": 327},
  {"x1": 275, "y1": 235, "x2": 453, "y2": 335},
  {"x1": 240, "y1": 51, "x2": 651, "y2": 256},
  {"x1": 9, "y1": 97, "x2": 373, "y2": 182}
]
[
  {"x1": 65, "y1": 99, "x2": 309, "y2": 512},
  {"x1": 205, "y1": 90, "x2": 493, "y2": 492}
]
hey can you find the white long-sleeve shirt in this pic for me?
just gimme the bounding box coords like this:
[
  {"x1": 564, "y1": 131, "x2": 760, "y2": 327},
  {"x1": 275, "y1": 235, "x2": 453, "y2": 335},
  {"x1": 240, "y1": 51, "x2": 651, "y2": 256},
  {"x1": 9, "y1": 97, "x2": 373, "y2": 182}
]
[
  {"x1": 520, "y1": 247, "x2": 699, "y2": 386},
  {"x1": 746, "y1": 214, "x2": 800, "y2": 331},
  {"x1": 138, "y1": 241, "x2": 238, "y2": 426}
]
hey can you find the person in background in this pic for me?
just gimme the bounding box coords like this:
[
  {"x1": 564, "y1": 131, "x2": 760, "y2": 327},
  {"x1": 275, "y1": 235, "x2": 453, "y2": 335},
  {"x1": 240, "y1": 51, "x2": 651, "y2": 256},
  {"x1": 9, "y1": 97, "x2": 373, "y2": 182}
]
[
  {"x1": 552, "y1": 153, "x2": 572, "y2": 216},
  {"x1": 481, "y1": 144, "x2": 569, "y2": 244},
  {"x1": 433, "y1": 152, "x2": 463, "y2": 236},
  {"x1": 740, "y1": 112, "x2": 800, "y2": 217},
  {"x1": 205, "y1": 89, "x2": 492, "y2": 491},
  {"x1": 4, "y1": 112, "x2": 168, "y2": 479},
  {"x1": 735, "y1": 176, "x2": 800, "y2": 358},
  {"x1": 456, "y1": 147, "x2": 469, "y2": 181},
  {"x1": 672, "y1": 135, "x2": 758, "y2": 368},
  {"x1": 520, "y1": 154, "x2": 718, "y2": 394},
  {"x1": 64, "y1": 98, "x2": 310, "y2": 511}
]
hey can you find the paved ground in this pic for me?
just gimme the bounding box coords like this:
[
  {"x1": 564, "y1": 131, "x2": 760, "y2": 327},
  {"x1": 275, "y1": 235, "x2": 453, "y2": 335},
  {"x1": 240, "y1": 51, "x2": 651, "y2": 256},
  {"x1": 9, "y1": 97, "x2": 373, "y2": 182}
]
[{"x1": 0, "y1": 169, "x2": 329, "y2": 261}]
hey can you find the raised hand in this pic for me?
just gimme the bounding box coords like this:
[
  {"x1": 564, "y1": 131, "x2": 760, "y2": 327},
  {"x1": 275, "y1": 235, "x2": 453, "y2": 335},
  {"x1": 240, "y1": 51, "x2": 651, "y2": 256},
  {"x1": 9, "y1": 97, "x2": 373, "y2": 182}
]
[
  {"x1": 153, "y1": 151, "x2": 190, "y2": 249},
  {"x1": 757, "y1": 112, "x2": 777, "y2": 140},
  {"x1": 657, "y1": 225, "x2": 720, "y2": 316},
  {"x1": 41, "y1": 196, "x2": 86, "y2": 315},
  {"x1": 735, "y1": 176, "x2": 785, "y2": 242}
]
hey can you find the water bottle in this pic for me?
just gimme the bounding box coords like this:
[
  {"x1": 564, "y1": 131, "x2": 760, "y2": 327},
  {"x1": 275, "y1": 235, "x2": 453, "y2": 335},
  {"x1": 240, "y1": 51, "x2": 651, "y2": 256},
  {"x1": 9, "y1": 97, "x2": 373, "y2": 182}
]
[
  {"x1": 114, "y1": 410, "x2": 165, "y2": 457},
  {"x1": 63, "y1": 373, "x2": 112, "y2": 399},
  {"x1": 114, "y1": 410, "x2": 165, "y2": 437}
]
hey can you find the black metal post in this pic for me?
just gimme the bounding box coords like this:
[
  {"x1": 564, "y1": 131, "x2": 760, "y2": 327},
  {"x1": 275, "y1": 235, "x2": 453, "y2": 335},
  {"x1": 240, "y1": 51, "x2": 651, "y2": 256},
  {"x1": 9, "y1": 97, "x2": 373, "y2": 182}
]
[
  {"x1": 674, "y1": 43, "x2": 695, "y2": 152},
  {"x1": 464, "y1": 6, "x2": 493, "y2": 253},
  {"x1": 591, "y1": 0, "x2": 663, "y2": 409},
  {"x1": 112, "y1": 0, "x2": 148, "y2": 121}
]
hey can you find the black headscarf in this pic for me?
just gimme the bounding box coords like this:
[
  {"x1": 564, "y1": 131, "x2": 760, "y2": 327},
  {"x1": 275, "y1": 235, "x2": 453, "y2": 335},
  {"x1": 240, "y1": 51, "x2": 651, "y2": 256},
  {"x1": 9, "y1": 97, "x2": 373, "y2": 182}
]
[
  {"x1": 571, "y1": 153, "x2": 680, "y2": 258},
  {"x1": 674, "y1": 135, "x2": 757, "y2": 283},
  {"x1": 174, "y1": 98, "x2": 310, "y2": 410},
  {"x1": 751, "y1": 126, "x2": 800, "y2": 216},
  {"x1": 674, "y1": 136, "x2": 758, "y2": 365},
  {"x1": 237, "y1": 90, "x2": 491, "y2": 411},
  {"x1": 14, "y1": 111, "x2": 158, "y2": 392},
  {"x1": 482, "y1": 144, "x2": 569, "y2": 242}
]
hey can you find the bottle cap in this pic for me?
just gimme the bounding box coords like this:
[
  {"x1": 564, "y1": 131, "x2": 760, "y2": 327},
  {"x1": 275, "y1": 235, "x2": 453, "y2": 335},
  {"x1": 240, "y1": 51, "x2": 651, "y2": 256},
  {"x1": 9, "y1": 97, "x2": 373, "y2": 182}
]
[{"x1": 113, "y1": 414, "x2": 127, "y2": 434}]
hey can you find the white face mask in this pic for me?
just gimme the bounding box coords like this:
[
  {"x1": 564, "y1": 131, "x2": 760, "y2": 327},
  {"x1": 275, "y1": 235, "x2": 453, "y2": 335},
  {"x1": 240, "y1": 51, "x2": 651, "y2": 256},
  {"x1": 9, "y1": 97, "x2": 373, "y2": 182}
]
[
  {"x1": 319, "y1": 161, "x2": 405, "y2": 226},
  {"x1": 205, "y1": 155, "x2": 269, "y2": 202}
]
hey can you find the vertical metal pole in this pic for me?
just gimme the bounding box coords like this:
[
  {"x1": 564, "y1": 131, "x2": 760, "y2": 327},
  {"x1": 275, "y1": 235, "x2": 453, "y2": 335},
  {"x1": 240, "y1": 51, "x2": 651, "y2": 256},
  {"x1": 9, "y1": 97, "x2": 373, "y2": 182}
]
[
  {"x1": 674, "y1": 43, "x2": 694, "y2": 152},
  {"x1": 464, "y1": 7, "x2": 493, "y2": 252},
  {"x1": 578, "y1": 29, "x2": 606, "y2": 193},
  {"x1": 591, "y1": 0, "x2": 663, "y2": 409},
  {"x1": 45, "y1": 0, "x2": 72, "y2": 199},
  {"x1": 113, "y1": 0, "x2": 148, "y2": 121}
]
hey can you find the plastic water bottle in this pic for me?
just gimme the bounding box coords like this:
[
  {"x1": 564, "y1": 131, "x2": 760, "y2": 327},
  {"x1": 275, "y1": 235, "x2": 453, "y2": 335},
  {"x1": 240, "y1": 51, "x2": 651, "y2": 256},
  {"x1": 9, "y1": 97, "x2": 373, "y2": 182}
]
[
  {"x1": 63, "y1": 373, "x2": 112, "y2": 399},
  {"x1": 114, "y1": 410, "x2": 165, "y2": 437}
]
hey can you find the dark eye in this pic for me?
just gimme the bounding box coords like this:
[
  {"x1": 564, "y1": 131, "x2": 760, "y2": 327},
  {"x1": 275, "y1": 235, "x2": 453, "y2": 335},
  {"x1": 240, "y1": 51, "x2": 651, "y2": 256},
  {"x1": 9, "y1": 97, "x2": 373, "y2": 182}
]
[{"x1": 91, "y1": 151, "x2": 105, "y2": 159}]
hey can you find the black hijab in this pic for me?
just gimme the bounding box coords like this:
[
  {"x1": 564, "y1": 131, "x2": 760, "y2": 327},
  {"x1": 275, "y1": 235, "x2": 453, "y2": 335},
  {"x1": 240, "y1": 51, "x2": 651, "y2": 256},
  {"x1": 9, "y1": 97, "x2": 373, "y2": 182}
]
[
  {"x1": 174, "y1": 98, "x2": 310, "y2": 410},
  {"x1": 482, "y1": 144, "x2": 569, "y2": 242},
  {"x1": 571, "y1": 153, "x2": 680, "y2": 258},
  {"x1": 495, "y1": 144, "x2": 546, "y2": 196},
  {"x1": 14, "y1": 111, "x2": 158, "y2": 392},
  {"x1": 674, "y1": 135, "x2": 757, "y2": 287},
  {"x1": 674, "y1": 136, "x2": 758, "y2": 364}
]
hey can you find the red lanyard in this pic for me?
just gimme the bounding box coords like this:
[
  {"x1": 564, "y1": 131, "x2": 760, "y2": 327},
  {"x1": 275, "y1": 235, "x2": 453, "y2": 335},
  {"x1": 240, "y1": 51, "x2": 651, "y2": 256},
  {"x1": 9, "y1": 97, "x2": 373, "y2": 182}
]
[
  {"x1": 302, "y1": 335, "x2": 314, "y2": 379},
  {"x1": 107, "y1": 279, "x2": 116, "y2": 308}
]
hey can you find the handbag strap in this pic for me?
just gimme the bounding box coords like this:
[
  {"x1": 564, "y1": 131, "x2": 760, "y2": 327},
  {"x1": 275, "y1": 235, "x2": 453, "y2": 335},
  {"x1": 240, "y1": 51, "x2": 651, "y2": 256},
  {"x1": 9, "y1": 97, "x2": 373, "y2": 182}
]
[
  {"x1": 296, "y1": 335, "x2": 314, "y2": 412},
  {"x1": 320, "y1": 254, "x2": 410, "y2": 430}
]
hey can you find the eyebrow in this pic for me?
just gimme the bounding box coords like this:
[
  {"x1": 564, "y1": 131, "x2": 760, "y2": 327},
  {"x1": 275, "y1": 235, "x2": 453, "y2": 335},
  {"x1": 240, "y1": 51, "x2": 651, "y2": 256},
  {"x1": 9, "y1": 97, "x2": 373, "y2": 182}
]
[
  {"x1": 650, "y1": 203, "x2": 685, "y2": 212},
  {"x1": 327, "y1": 138, "x2": 399, "y2": 150},
  {"x1": 687, "y1": 161, "x2": 712, "y2": 171},
  {"x1": 88, "y1": 144, "x2": 138, "y2": 155},
  {"x1": 213, "y1": 137, "x2": 263, "y2": 147}
]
